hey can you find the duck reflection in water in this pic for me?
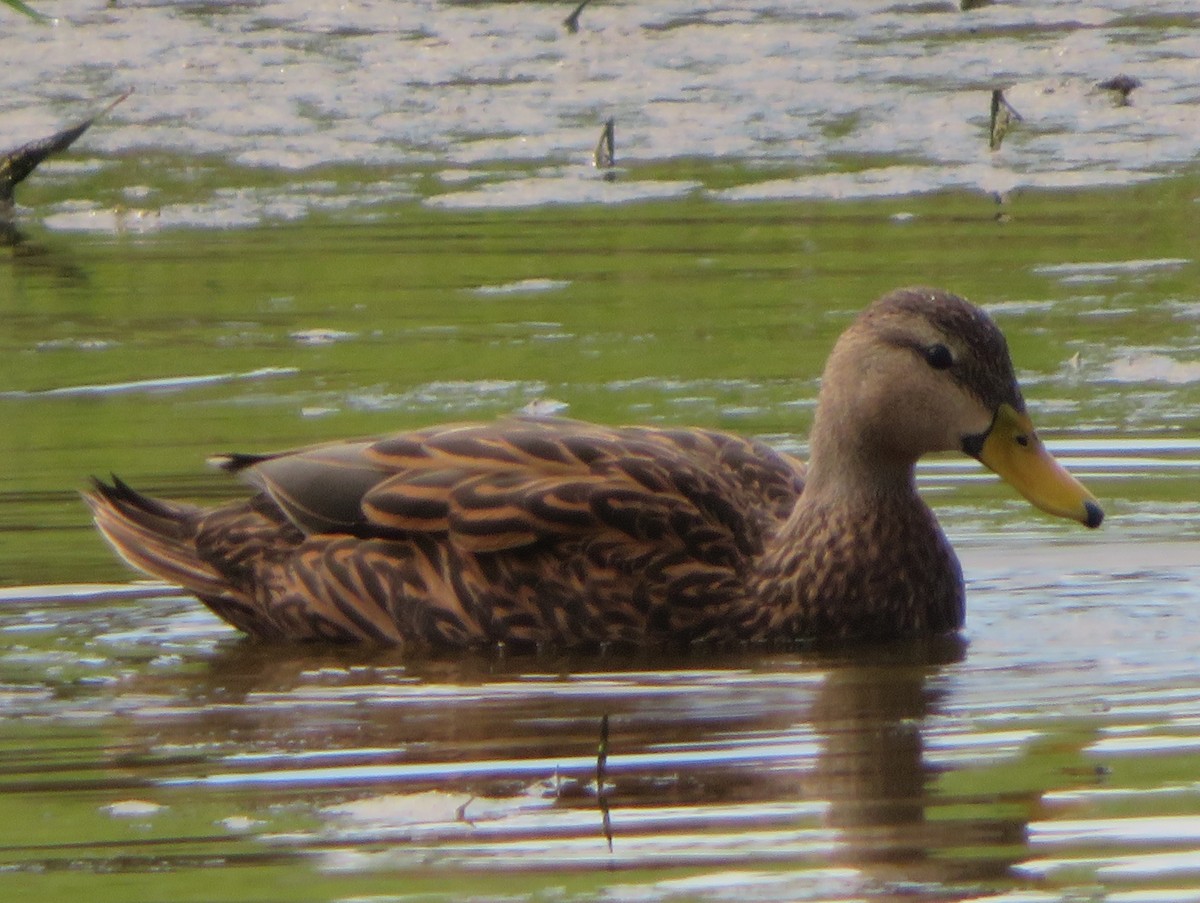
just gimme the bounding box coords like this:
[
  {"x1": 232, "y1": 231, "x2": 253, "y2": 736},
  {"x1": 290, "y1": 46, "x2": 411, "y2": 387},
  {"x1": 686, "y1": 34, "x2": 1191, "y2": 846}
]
[{"x1": 109, "y1": 635, "x2": 1038, "y2": 893}]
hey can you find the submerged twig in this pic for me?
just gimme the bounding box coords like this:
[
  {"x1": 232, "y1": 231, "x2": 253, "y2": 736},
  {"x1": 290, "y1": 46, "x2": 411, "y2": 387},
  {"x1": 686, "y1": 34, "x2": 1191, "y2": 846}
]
[
  {"x1": 0, "y1": 89, "x2": 133, "y2": 215},
  {"x1": 988, "y1": 88, "x2": 1022, "y2": 151},
  {"x1": 597, "y1": 712, "x2": 613, "y2": 852}
]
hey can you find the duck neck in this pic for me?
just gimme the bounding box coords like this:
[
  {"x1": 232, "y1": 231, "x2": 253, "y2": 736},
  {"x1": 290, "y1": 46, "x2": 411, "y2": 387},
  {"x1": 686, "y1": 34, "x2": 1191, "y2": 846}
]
[
  {"x1": 741, "y1": 432, "x2": 964, "y2": 643},
  {"x1": 802, "y1": 422, "x2": 919, "y2": 508}
]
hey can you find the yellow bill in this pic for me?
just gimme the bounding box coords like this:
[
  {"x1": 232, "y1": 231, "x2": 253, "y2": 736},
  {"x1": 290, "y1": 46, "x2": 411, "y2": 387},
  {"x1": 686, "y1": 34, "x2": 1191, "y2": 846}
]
[{"x1": 972, "y1": 404, "x2": 1103, "y2": 528}]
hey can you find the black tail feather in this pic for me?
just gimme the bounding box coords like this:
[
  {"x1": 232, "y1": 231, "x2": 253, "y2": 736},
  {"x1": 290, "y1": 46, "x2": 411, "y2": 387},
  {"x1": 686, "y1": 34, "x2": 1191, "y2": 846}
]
[{"x1": 84, "y1": 476, "x2": 232, "y2": 600}]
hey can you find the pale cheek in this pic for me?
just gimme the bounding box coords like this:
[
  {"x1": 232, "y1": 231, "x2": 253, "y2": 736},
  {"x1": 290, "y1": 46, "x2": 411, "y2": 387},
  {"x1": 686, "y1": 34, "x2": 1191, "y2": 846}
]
[
  {"x1": 943, "y1": 396, "x2": 994, "y2": 453},
  {"x1": 953, "y1": 394, "x2": 995, "y2": 436},
  {"x1": 869, "y1": 392, "x2": 945, "y2": 456},
  {"x1": 898, "y1": 383, "x2": 991, "y2": 456}
]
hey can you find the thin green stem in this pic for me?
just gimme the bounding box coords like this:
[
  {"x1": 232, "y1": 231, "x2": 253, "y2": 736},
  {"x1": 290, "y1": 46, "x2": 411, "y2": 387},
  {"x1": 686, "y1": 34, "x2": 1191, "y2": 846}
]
[{"x1": 3, "y1": 0, "x2": 48, "y2": 21}]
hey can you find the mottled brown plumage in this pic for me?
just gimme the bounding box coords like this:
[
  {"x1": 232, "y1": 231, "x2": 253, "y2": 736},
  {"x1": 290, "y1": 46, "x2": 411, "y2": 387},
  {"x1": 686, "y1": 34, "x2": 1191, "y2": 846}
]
[{"x1": 85, "y1": 288, "x2": 1103, "y2": 649}]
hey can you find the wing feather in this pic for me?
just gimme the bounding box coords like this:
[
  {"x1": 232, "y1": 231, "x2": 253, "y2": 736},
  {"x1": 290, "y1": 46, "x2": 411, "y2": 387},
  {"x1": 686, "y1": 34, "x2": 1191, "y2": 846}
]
[{"x1": 219, "y1": 419, "x2": 804, "y2": 567}]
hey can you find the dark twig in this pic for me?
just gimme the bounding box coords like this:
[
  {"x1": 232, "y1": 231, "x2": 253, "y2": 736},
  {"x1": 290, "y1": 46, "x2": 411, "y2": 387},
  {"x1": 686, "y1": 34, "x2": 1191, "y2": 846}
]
[
  {"x1": 597, "y1": 713, "x2": 613, "y2": 852},
  {"x1": 564, "y1": 0, "x2": 594, "y2": 34},
  {"x1": 988, "y1": 88, "x2": 1022, "y2": 151},
  {"x1": 1096, "y1": 74, "x2": 1141, "y2": 106},
  {"x1": 1, "y1": 90, "x2": 133, "y2": 213},
  {"x1": 455, "y1": 794, "x2": 476, "y2": 826},
  {"x1": 594, "y1": 117, "x2": 615, "y2": 169}
]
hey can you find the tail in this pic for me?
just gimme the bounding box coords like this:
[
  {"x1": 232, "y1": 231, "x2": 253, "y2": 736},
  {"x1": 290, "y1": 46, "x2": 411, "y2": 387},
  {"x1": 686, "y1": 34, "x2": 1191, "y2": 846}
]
[{"x1": 83, "y1": 476, "x2": 233, "y2": 600}]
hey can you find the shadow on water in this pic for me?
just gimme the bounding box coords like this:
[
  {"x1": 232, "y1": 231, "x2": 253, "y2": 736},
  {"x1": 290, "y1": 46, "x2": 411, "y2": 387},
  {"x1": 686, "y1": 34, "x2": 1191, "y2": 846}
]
[{"x1": 1, "y1": 224, "x2": 91, "y2": 287}]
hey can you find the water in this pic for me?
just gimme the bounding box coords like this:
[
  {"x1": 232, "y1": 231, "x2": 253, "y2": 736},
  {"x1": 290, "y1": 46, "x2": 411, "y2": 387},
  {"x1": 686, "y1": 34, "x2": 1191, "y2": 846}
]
[
  {"x1": 2, "y1": 570, "x2": 1200, "y2": 901},
  {"x1": 3, "y1": 0, "x2": 1200, "y2": 222},
  {"x1": 2, "y1": 1, "x2": 1200, "y2": 901}
]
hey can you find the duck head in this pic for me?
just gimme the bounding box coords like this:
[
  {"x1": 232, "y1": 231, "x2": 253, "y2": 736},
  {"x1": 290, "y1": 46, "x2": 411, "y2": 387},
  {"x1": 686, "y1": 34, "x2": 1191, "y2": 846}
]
[{"x1": 809, "y1": 287, "x2": 1102, "y2": 528}]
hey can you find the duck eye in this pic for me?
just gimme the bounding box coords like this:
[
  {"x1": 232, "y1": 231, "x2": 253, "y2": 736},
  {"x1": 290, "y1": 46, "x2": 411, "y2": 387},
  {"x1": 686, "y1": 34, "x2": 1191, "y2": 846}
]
[{"x1": 925, "y1": 343, "x2": 954, "y2": 370}]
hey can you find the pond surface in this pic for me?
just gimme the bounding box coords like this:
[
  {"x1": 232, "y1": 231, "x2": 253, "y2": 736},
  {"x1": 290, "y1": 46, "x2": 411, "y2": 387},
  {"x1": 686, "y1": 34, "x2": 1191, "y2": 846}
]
[
  {"x1": 4, "y1": 0, "x2": 1200, "y2": 221},
  {"x1": 1, "y1": 2, "x2": 1199, "y2": 902}
]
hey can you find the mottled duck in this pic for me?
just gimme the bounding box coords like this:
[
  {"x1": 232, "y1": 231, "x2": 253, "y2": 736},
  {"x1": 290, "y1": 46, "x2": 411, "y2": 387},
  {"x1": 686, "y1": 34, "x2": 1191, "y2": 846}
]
[{"x1": 86, "y1": 287, "x2": 1103, "y2": 648}]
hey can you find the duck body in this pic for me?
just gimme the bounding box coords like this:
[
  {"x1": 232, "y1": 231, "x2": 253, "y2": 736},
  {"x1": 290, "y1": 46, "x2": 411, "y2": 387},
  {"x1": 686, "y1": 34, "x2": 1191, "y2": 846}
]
[
  {"x1": 87, "y1": 288, "x2": 1101, "y2": 648},
  {"x1": 90, "y1": 421, "x2": 811, "y2": 646}
]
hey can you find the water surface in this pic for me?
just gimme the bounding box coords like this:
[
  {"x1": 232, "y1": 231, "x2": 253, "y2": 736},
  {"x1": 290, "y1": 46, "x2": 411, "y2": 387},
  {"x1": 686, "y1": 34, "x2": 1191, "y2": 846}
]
[{"x1": 3, "y1": 0, "x2": 1199, "y2": 222}]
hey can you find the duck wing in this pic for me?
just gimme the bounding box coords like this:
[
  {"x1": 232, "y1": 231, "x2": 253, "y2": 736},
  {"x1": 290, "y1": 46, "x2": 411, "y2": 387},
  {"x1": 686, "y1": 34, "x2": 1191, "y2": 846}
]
[
  {"x1": 222, "y1": 419, "x2": 805, "y2": 567},
  {"x1": 213, "y1": 440, "x2": 385, "y2": 535}
]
